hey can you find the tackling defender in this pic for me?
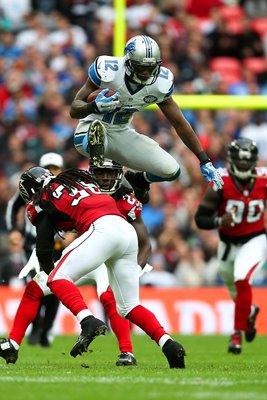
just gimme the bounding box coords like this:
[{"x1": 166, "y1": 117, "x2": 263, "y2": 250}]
[
  {"x1": 0, "y1": 160, "x2": 151, "y2": 366},
  {"x1": 0, "y1": 166, "x2": 185, "y2": 368},
  {"x1": 70, "y1": 34, "x2": 223, "y2": 203},
  {"x1": 195, "y1": 138, "x2": 266, "y2": 354}
]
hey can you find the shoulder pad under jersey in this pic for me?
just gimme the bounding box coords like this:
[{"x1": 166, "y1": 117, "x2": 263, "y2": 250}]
[
  {"x1": 155, "y1": 66, "x2": 174, "y2": 97},
  {"x1": 255, "y1": 166, "x2": 267, "y2": 177},
  {"x1": 218, "y1": 167, "x2": 229, "y2": 177},
  {"x1": 89, "y1": 56, "x2": 124, "y2": 85}
]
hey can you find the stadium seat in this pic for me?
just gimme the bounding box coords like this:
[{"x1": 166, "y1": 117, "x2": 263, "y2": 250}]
[
  {"x1": 217, "y1": 71, "x2": 241, "y2": 87},
  {"x1": 243, "y1": 58, "x2": 266, "y2": 75},
  {"x1": 226, "y1": 19, "x2": 243, "y2": 34},
  {"x1": 251, "y1": 18, "x2": 267, "y2": 37},
  {"x1": 219, "y1": 6, "x2": 244, "y2": 22},
  {"x1": 209, "y1": 57, "x2": 241, "y2": 75}
]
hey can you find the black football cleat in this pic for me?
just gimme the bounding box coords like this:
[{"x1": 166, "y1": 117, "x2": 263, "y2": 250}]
[
  {"x1": 39, "y1": 332, "x2": 51, "y2": 348},
  {"x1": 124, "y1": 170, "x2": 150, "y2": 204},
  {"x1": 228, "y1": 331, "x2": 242, "y2": 354},
  {"x1": 70, "y1": 316, "x2": 107, "y2": 358},
  {"x1": 87, "y1": 120, "x2": 106, "y2": 167},
  {"x1": 0, "y1": 338, "x2": 18, "y2": 364},
  {"x1": 162, "y1": 339, "x2": 186, "y2": 369},
  {"x1": 245, "y1": 304, "x2": 260, "y2": 342},
  {"x1": 27, "y1": 325, "x2": 41, "y2": 345},
  {"x1": 116, "y1": 352, "x2": 137, "y2": 366}
]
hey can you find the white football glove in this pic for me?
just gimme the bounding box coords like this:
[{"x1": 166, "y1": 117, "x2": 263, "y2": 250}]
[
  {"x1": 200, "y1": 161, "x2": 224, "y2": 190},
  {"x1": 18, "y1": 248, "x2": 40, "y2": 279},
  {"x1": 138, "y1": 264, "x2": 153, "y2": 278},
  {"x1": 94, "y1": 88, "x2": 120, "y2": 113}
]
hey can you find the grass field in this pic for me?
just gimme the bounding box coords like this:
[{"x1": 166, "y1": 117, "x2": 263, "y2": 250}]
[{"x1": 1, "y1": 333, "x2": 267, "y2": 400}]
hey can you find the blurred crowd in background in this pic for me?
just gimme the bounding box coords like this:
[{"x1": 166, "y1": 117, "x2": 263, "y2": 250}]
[{"x1": 1, "y1": 0, "x2": 267, "y2": 288}]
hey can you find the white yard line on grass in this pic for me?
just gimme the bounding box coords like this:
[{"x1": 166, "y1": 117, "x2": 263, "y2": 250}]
[{"x1": 0, "y1": 376, "x2": 267, "y2": 386}]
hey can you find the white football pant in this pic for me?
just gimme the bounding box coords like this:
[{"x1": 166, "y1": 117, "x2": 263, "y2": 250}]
[
  {"x1": 48, "y1": 215, "x2": 140, "y2": 317},
  {"x1": 75, "y1": 121, "x2": 179, "y2": 178},
  {"x1": 217, "y1": 234, "x2": 267, "y2": 299}
]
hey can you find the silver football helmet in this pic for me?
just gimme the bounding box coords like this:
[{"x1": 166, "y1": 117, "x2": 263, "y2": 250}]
[
  {"x1": 124, "y1": 35, "x2": 162, "y2": 85},
  {"x1": 227, "y1": 138, "x2": 258, "y2": 180},
  {"x1": 89, "y1": 159, "x2": 123, "y2": 194}
]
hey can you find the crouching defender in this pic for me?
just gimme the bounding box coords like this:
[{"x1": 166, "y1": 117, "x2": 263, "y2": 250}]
[
  {"x1": 2, "y1": 160, "x2": 151, "y2": 366},
  {"x1": 0, "y1": 166, "x2": 185, "y2": 368}
]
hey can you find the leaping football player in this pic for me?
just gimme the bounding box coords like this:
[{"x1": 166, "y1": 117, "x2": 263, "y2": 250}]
[{"x1": 70, "y1": 35, "x2": 223, "y2": 204}]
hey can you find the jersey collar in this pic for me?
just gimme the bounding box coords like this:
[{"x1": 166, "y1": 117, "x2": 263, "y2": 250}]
[{"x1": 124, "y1": 75, "x2": 145, "y2": 95}]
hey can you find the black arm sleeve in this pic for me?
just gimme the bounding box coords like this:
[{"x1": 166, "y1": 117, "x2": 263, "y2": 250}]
[
  {"x1": 35, "y1": 212, "x2": 55, "y2": 274},
  {"x1": 195, "y1": 205, "x2": 219, "y2": 230},
  {"x1": 86, "y1": 101, "x2": 98, "y2": 114}
]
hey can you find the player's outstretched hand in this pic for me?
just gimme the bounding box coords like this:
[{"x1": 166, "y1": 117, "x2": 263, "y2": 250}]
[
  {"x1": 94, "y1": 88, "x2": 120, "y2": 113},
  {"x1": 200, "y1": 161, "x2": 223, "y2": 190}
]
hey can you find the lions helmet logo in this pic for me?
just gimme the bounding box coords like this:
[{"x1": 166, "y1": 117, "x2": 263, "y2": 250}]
[{"x1": 124, "y1": 41, "x2": 135, "y2": 55}]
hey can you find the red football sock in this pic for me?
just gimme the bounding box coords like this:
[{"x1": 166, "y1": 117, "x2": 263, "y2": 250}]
[
  {"x1": 10, "y1": 280, "x2": 44, "y2": 345},
  {"x1": 234, "y1": 280, "x2": 252, "y2": 331},
  {"x1": 48, "y1": 279, "x2": 88, "y2": 316},
  {"x1": 100, "y1": 288, "x2": 132, "y2": 353},
  {"x1": 127, "y1": 305, "x2": 167, "y2": 343}
]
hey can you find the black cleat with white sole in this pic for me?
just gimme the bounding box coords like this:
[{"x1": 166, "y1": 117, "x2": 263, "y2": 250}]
[
  {"x1": 0, "y1": 338, "x2": 18, "y2": 364},
  {"x1": 116, "y1": 352, "x2": 137, "y2": 366},
  {"x1": 162, "y1": 339, "x2": 186, "y2": 369},
  {"x1": 70, "y1": 316, "x2": 107, "y2": 358},
  {"x1": 245, "y1": 304, "x2": 260, "y2": 342},
  {"x1": 228, "y1": 330, "x2": 242, "y2": 354}
]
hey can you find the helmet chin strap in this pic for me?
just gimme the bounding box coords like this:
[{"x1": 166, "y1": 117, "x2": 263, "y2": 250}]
[
  {"x1": 42, "y1": 175, "x2": 55, "y2": 188},
  {"x1": 231, "y1": 164, "x2": 255, "y2": 180},
  {"x1": 124, "y1": 58, "x2": 159, "y2": 86}
]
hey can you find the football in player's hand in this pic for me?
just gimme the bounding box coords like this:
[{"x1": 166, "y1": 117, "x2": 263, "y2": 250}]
[{"x1": 87, "y1": 89, "x2": 116, "y2": 103}]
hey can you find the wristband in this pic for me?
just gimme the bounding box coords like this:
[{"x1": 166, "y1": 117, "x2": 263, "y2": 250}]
[
  {"x1": 86, "y1": 101, "x2": 98, "y2": 114},
  {"x1": 197, "y1": 151, "x2": 210, "y2": 165}
]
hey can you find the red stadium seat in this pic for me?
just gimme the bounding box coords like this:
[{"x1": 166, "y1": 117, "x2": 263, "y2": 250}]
[
  {"x1": 209, "y1": 57, "x2": 241, "y2": 75},
  {"x1": 243, "y1": 58, "x2": 267, "y2": 75},
  {"x1": 219, "y1": 6, "x2": 244, "y2": 22},
  {"x1": 226, "y1": 19, "x2": 243, "y2": 34},
  {"x1": 251, "y1": 18, "x2": 267, "y2": 37},
  {"x1": 210, "y1": 57, "x2": 242, "y2": 87},
  {"x1": 217, "y1": 71, "x2": 241, "y2": 86}
]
